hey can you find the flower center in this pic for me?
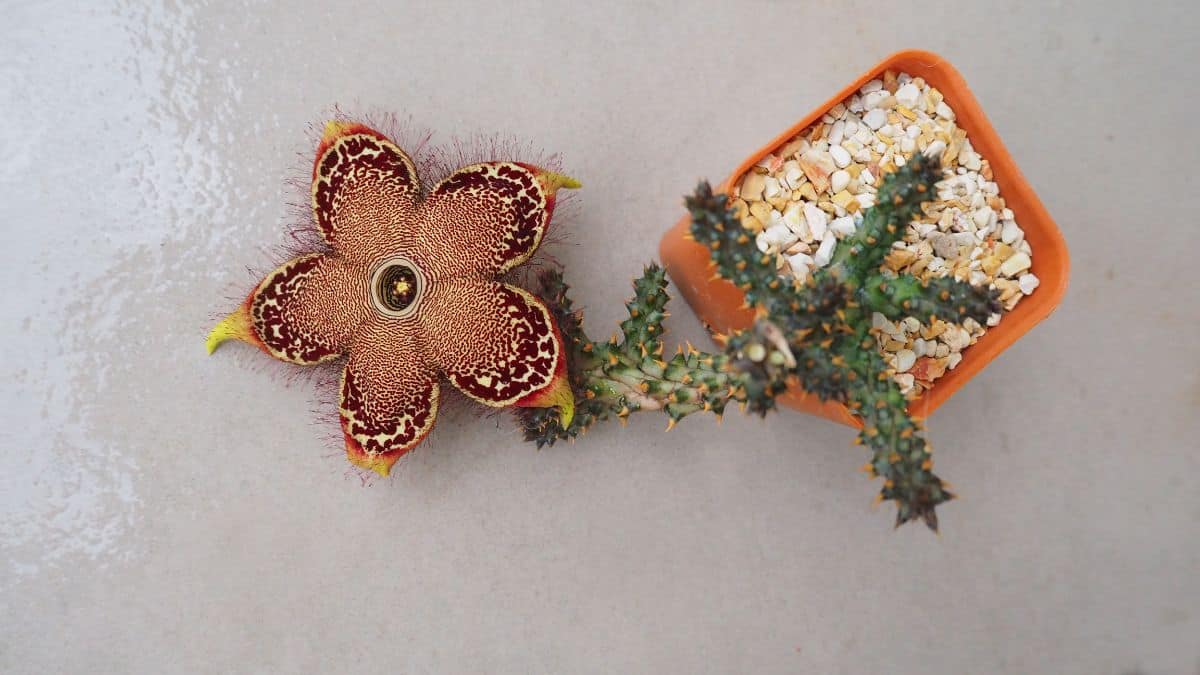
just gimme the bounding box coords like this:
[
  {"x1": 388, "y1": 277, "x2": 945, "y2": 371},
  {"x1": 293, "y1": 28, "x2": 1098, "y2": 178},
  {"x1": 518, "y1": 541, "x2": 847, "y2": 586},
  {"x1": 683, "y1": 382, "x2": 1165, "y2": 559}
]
[{"x1": 369, "y1": 256, "x2": 425, "y2": 318}]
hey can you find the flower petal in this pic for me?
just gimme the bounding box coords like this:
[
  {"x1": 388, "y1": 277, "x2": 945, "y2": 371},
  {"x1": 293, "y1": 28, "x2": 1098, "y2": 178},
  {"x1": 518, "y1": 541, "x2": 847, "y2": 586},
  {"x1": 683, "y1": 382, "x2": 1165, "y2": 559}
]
[
  {"x1": 422, "y1": 279, "x2": 567, "y2": 408},
  {"x1": 208, "y1": 253, "x2": 369, "y2": 364},
  {"x1": 419, "y1": 162, "x2": 578, "y2": 278},
  {"x1": 340, "y1": 316, "x2": 439, "y2": 477},
  {"x1": 312, "y1": 122, "x2": 423, "y2": 262}
]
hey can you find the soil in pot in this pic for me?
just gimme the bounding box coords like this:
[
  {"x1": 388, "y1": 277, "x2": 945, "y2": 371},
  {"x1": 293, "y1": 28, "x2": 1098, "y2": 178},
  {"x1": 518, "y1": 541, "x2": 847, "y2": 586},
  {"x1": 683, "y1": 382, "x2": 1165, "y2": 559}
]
[{"x1": 730, "y1": 69, "x2": 1038, "y2": 399}]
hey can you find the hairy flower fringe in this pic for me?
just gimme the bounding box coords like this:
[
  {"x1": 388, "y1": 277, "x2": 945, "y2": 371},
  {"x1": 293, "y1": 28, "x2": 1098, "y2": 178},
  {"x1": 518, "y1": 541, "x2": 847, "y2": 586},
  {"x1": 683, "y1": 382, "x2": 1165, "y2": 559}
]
[{"x1": 215, "y1": 111, "x2": 579, "y2": 479}]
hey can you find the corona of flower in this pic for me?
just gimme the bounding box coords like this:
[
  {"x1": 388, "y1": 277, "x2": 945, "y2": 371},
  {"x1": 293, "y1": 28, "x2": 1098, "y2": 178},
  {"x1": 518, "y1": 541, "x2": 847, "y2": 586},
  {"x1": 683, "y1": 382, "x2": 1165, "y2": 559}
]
[{"x1": 207, "y1": 121, "x2": 578, "y2": 476}]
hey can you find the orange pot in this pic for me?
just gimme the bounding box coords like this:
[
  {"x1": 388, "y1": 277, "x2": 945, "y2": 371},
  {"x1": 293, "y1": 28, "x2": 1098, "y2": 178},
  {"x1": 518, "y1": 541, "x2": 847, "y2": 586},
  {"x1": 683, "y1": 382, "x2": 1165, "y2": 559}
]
[{"x1": 659, "y1": 50, "x2": 1069, "y2": 427}]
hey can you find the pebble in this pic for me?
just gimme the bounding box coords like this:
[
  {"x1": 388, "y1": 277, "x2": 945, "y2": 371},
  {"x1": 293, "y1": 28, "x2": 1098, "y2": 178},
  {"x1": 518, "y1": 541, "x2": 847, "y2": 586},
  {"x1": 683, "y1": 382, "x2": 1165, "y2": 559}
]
[
  {"x1": 930, "y1": 233, "x2": 959, "y2": 259},
  {"x1": 787, "y1": 251, "x2": 813, "y2": 279},
  {"x1": 863, "y1": 108, "x2": 887, "y2": 130},
  {"x1": 799, "y1": 150, "x2": 835, "y2": 194},
  {"x1": 803, "y1": 203, "x2": 828, "y2": 240},
  {"x1": 863, "y1": 90, "x2": 890, "y2": 110},
  {"x1": 999, "y1": 251, "x2": 1032, "y2": 276},
  {"x1": 782, "y1": 162, "x2": 804, "y2": 189},
  {"x1": 813, "y1": 234, "x2": 837, "y2": 267},
  {"x1": 755, "y1": 234, "x2": 771, "y2": 253},
  {"x1": 783, "y1": 203, "x2": 809, "y2": 239},
  {"x1": 943, "y1": 326, "x2": 972, "y2": 351},
  {"x1": 763, "y1": 222, "x2": 793, "y2": 246},
  {"x1": 829, "y1": 215, "x2": 856, "y2": 238},
  {"x1": 894, "y1": 349, "x2": 917, "y2": 373},
  {"x1": 828, "y1": 120, "x2": 846, "y2": 145},
  {"x1": 830, "y1": 169, "x2": 850, "y2": 194},
  {"x1": 740, "y1": 172, "x2": 765, "y2": 201},
  {"x1": 895, "y1": 82, "x2": 920, "y2": 107},
  {"x1": 763, "y1": 175, "x2": 781, "y2": 199},
  {"x1": 1018, "y1": 273, "x2": 1040, "y2": 295},
  {"x1": 829, "y1": 145, "x2": 852, "y2": 168},
  {"x1": 831, "y1": 190, "x2": 854, "y2": 209},
  {"x1": 1000, "y1": 220, "x2": 1023, "y2": 244}
]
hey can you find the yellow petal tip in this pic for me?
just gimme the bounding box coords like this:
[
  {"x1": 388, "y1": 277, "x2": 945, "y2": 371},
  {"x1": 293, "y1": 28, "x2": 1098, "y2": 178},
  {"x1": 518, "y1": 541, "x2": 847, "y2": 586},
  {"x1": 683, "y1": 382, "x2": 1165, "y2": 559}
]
[
  {"x1": 346, "y1": 443, "x2": 400, "y2": 478},
  {"x1": 206, "y1": 305, "x2": 253, "y2": 355},
  {"x1": 322, "y1": 119, "x2": 354, "y2": 143},
  {"x1": 354, "y1": 455, "x2": 394, "y2": 478},
  {"x1": 530, "y1": 375, "x2": 574, "y2": 429},
  {"x1": 540, "y1": 170, "x2": 582, "y2": 192},
  {"x1": 554, "y1": 384, "x2": 575, "y2": 429}
]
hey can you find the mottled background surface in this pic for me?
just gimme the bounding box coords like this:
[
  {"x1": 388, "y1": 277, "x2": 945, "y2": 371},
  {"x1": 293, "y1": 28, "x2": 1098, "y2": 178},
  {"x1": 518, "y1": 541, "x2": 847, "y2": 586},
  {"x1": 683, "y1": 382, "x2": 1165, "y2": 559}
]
[{"x1": 2, "y1": 1, "x2": 1197, "y2": 673}]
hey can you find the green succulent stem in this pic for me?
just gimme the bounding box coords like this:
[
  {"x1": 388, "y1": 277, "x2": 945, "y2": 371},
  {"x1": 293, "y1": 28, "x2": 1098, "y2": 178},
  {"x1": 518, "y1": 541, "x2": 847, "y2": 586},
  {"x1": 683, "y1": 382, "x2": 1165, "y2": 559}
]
[
  {"x1": 521, "y1": 154, "x2": 1001, "y2": 531},
  {"x1": 685, "y1": 153, "x2": 999, "y2": 529},
  {"x1": 519, "y1": 265, "x2": 789, "y2": 447}
]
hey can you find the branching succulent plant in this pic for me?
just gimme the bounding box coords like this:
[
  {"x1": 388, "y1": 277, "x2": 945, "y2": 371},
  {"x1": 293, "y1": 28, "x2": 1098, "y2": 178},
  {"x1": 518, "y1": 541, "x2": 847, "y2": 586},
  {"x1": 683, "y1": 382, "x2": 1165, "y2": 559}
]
[{"x1": 519, "y1": 153, "x2": 1001, "y2": 530}]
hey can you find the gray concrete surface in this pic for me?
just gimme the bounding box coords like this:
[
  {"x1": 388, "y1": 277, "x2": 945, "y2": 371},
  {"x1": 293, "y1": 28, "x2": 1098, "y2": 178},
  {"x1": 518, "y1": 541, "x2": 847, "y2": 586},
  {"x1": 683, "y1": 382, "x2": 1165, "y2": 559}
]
[{"x1": 2, "y1": 1, "x2": 1197, "y2": 673}]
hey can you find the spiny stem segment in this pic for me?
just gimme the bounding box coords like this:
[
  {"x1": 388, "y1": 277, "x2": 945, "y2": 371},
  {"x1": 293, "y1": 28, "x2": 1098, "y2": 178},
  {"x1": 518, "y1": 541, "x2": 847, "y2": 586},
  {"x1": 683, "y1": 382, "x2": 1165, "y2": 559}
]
[
  {"x1": 518, "y1": 264, "x2": 792, "y2": 447},
  {"x1": 520, "y1": 155, "x2": 1001, "y2": 531},
  {"x1": 687, "y1": 154, "x2": 1000, "y2": 530}
]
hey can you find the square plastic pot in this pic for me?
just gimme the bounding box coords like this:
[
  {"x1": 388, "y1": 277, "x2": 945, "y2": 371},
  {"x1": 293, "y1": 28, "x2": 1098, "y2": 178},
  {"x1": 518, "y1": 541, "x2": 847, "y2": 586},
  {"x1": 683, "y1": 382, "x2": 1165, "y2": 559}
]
[{"x1": 659, "y1": 49, "x2": 1069, "y2": 426}]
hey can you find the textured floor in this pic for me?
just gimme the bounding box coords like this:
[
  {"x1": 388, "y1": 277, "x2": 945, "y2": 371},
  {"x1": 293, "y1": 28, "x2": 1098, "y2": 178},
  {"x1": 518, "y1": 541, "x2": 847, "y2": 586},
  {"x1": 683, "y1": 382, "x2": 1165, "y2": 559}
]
[{"x1": 2, "y1": 2, "x2": 1198, "y2": 673}]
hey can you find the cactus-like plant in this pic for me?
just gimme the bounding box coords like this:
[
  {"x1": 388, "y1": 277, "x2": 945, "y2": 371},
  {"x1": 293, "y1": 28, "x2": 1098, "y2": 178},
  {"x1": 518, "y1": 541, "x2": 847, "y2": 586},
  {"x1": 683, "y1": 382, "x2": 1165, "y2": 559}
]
[{"x1": 519, "y1": 154, "x2": 1001, "y2": 530}]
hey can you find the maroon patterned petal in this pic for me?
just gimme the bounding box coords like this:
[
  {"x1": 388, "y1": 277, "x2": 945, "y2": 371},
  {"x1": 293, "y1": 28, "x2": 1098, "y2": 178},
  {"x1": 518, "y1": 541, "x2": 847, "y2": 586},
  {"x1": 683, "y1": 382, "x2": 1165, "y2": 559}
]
[
  {"x1": 340, "y1": 315, "x2": 439, "y2": 477},
  {"x1": 241, "y1": 253, "x2": 370, "y2": 364},
  {"x1": 417, "y1": 162, "x2": 578, "y2": 279},
  {"x1": 420, "y1": 278, "x2": 565, "y2": 407},
  {"x1": 311, "y1": 122, "x2": 423, "y2": 263}
]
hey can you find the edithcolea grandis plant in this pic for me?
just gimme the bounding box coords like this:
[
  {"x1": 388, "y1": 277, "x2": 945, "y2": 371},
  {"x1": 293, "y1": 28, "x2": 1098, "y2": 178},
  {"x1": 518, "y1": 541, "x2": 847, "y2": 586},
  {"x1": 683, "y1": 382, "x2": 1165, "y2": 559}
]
[{"x1": 209, "y1": 120, "x2": 997, "y2": 530}]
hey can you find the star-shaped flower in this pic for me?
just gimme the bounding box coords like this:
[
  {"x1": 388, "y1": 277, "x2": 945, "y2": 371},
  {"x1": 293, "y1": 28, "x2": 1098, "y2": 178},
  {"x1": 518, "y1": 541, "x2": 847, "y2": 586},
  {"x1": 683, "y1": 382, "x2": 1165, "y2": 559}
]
[{"x1": 207, "y1": 121, "x2": 577, "y2": 476}]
